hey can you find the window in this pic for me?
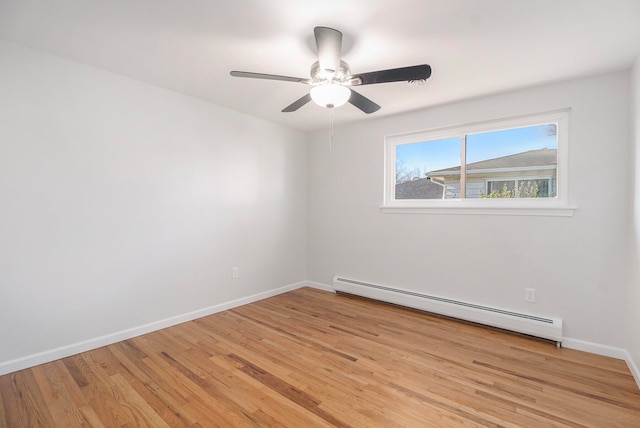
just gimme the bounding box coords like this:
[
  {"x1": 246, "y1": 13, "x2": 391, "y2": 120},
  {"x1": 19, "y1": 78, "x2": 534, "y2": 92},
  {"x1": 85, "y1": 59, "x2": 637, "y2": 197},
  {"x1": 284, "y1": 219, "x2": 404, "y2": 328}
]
[
  {"x1": 383, "y1": 110, "x2": 573, "y2": 216},
  {"x1": 485, "y1": 178, "x2": 553, "y2": 198}
]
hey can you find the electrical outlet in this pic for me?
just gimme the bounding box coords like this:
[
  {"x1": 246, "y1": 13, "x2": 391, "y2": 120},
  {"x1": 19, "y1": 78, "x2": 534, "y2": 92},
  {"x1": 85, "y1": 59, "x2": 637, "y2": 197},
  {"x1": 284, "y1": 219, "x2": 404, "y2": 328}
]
[
  {"x1": 232, "y1": 267, "x2": 239, "y2": 279},
  {"x1": 525, "y1": 288, "x2": 536, "y2": 303}
]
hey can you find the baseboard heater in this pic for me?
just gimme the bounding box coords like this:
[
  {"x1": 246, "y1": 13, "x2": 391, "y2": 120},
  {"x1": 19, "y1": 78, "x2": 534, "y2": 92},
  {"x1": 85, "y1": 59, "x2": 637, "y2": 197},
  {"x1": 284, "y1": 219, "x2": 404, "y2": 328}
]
[{"x1": 333, "y1": 276, "x2": 563, "y2": 345}]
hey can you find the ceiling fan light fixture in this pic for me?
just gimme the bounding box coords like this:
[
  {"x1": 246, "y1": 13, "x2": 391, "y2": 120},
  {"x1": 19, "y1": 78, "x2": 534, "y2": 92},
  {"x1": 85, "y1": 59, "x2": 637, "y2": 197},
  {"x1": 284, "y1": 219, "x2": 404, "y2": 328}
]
[
  {"x1": 310, "y1": 83, "x2": 351, "y2": 109},
  {"x1": 230, "y1": 26, "x2": 430, "y2": 115}
]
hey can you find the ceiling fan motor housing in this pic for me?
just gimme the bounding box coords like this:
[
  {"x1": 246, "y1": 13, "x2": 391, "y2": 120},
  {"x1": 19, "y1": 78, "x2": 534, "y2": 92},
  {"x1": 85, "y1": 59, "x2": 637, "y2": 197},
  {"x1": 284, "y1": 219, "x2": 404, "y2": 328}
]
[
  {"x1": 230, "y1": 25, "x2": 429, "y2": 114},
  {"x1": 311, "y1": 60, "x2": 352, "y2": 84}
]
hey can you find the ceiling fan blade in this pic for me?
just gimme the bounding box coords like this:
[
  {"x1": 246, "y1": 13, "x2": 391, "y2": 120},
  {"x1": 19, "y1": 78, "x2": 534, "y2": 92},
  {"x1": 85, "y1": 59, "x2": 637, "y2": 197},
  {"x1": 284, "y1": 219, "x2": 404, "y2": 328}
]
[
  {"x1": 351, "y1": 64, "x2": 431, "y2": 85},
  {"x1": 348, "y1": 89, "x2": 381, "y2": 114},
  {"x1": 230, "y1": 71, "x2": 309, "y2": 84},
  {"x1": 282, "y1": 93, "x2": 312, "y2": 112},
  {"x1": 314, "y1": 26, "x2": 342, "y2": 74}
]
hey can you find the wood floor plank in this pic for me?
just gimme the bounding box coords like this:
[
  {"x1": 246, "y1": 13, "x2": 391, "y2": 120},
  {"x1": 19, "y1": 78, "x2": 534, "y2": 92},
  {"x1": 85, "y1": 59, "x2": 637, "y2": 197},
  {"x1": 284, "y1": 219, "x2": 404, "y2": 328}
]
[
  {"x1": 111, "y1": 372, "x2": 173, "y2": 427},
  {"x1": 2, "y1": 287, "x2": 640, "y2": 427},
  {"x1": 77, "y1": 352, "x2": 145, "y2": 427},
  {"x1": 1, "y1": 370, "x2": 54, "y2": 427},
  {"x1": 0, "y1": 385, "x2": 7, "y2": 428},
  {"x1": 108, "y1": 342, "x2": 192, "y2": 423},
  {"x1": 31, "y1": 364, "x2": 90, "y2": 427}
]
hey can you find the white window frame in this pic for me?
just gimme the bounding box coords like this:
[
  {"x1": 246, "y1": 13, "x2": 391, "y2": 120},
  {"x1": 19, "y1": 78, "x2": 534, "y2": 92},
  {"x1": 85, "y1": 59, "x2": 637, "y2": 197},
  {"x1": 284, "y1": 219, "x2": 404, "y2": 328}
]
[{"x1": 382, "y1": 109, "x2": 575, "y2": 216}]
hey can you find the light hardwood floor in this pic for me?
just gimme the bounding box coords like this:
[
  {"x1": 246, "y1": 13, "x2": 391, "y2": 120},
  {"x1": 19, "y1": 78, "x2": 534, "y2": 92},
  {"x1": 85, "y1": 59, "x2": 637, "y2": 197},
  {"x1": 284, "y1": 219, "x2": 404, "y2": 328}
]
[{"x1": 1, "y1": 287, "x2": 639, "y2": 427}]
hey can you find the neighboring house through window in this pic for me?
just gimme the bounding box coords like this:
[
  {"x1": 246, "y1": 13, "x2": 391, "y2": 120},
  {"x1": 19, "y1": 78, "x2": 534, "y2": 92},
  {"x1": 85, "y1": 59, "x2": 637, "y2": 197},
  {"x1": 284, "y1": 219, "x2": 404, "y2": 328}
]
[
  {"x1": 383, "y1": 110, "x2": 573, "y2": 216},
  {"x1": 424, "y1": 148, "x2": 557, "y2": 199}
]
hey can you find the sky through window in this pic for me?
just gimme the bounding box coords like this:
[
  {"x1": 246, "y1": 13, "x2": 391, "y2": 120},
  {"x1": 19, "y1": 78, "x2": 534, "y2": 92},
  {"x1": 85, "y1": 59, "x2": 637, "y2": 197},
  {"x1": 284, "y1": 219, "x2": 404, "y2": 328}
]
[{"x1": 396, "y1": 124, "x2": 557, "y2": 178}]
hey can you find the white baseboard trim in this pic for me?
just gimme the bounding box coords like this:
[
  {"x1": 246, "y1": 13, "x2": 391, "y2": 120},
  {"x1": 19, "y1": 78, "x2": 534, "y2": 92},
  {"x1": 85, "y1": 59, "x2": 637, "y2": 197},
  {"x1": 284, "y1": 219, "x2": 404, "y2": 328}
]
[
  {"x1": 304, "y1": 281, "x2": 335, "y2": 293},
  {"x1": 293, "y1": 285, "x2": 640, "y2": 391},
  {"x1": 3, "y1": 281, "x2": 640, "y2": 392},
  {"x1": 624, "y1": 350, "x2": 640, "y2": 390},
  {"x1": 304, "y1": 285, "x2": 639, "y2": 389},
  {"x1": 563, "y1": 339, "x2": 640, "y2": 389},
  {"x1": 0, "y1": 281, "x2": 307, "y2": 376},
  {"x1": 562, "y1": 337, "x2": 629, "y2": 360}
]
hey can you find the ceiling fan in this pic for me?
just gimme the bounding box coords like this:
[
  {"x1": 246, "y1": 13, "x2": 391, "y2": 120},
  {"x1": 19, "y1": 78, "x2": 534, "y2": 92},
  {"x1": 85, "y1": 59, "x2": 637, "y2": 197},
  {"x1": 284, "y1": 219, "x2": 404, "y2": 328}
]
[{"x1": 230, "y1": 26, "x2": 431, "y2": 114}]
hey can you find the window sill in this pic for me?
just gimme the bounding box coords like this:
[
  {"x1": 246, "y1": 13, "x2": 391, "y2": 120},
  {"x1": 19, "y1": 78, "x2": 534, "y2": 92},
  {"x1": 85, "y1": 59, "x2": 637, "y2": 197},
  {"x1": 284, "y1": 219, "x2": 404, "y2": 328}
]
[{"x1": 380, "y1": 202, "x2": 576, "y2": 217}]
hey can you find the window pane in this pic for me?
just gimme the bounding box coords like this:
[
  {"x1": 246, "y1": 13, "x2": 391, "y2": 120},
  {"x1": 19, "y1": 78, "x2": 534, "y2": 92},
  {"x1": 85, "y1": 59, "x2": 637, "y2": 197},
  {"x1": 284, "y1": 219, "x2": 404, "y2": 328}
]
[
  {"x1": 384, "y1": 110, "x2": 568, "y2": 212},
  {"x1": 467, "y1": 124, "x2": 558, "y2": 199},
  {"x1": 521, "y1": 179, "x2": 550, "y2": 197},
  {"x1": 395, "y1": 137, "x2": 460, "y2": 199},
  {"x1": 487, "y1": 180, "x2": 515, "y2": 195}
]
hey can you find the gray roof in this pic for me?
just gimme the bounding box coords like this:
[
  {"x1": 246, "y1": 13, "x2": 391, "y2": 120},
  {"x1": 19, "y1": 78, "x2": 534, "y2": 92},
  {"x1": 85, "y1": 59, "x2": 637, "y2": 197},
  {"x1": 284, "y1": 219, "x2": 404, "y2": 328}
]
[
  {"x1": 395, "y1": 177, "x2": 444, "y2": 199},
  {"x1": 428, "y1": 148, "x2": 557, "y2": 176}
]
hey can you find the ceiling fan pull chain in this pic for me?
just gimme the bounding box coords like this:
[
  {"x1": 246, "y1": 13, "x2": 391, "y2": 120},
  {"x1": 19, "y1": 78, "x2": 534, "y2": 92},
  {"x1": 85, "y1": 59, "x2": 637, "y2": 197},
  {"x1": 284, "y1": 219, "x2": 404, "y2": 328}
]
[
  {"x1": 230, "y1": 26, "x2": 430, "y2": 117},
  {"x1": 329, "y1": 108, "x2": 334, "y2": 156}
]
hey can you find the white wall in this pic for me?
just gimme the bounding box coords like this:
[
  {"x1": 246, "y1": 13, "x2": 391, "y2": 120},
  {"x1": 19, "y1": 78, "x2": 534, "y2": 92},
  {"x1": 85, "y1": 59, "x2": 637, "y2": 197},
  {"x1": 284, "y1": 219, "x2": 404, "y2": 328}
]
[
  {"x1": 0, "y1": 40, "x2": 307, "y2": 369},
  {"x1": 629, "y1": 54, "x2": 640, "y2": 382},
  {"x1": 308, "y1": 71, "x2": 631, "y2": 349},
  {"x1": 1, "y1": 36, "x2": 637, "y2": 377}
]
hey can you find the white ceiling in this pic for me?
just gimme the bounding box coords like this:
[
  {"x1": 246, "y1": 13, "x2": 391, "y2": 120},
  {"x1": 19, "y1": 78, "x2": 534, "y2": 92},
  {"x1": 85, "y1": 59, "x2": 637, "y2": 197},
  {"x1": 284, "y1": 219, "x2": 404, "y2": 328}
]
[{"x1": 1, "y1": 0, "x2": 640, "y2": 132}]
